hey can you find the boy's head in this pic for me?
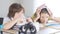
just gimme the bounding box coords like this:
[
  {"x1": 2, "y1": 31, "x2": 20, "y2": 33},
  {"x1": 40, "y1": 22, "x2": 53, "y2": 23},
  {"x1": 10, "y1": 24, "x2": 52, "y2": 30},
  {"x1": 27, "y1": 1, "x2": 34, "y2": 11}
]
[{"x1": 39, "y1": 8, "x2": 50, "y2": 24}]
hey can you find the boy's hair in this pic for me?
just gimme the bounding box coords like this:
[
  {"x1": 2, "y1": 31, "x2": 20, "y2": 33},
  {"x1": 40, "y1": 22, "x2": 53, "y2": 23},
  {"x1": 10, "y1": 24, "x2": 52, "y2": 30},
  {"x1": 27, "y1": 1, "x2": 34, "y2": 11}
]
[
  {"x1": 40, "y1": 8, "x2": 50, "y2": 15},
  {"x1": 7, "y1": 3, "x2": 24, "y2": 19},
  {"x1": 37, "y1": 8, "x2": 49, "y2": 23}
]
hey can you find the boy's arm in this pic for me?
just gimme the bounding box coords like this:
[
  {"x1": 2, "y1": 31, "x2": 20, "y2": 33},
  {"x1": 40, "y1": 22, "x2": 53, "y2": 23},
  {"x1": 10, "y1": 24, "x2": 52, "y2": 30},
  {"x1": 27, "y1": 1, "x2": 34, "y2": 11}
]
[
  {"x1": 51, "y1": 17, "x2": 60, "y2": 22},
  {"x1": 32, "y1": 4, "x2": 47, "y2": 22}
]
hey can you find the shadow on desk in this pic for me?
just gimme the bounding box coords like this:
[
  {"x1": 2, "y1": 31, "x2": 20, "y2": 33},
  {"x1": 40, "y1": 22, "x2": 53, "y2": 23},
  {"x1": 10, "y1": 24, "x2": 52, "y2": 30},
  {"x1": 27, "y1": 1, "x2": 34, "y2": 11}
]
[{"x1": 1, "y1": 29, "x2": 21, "y2": 34}]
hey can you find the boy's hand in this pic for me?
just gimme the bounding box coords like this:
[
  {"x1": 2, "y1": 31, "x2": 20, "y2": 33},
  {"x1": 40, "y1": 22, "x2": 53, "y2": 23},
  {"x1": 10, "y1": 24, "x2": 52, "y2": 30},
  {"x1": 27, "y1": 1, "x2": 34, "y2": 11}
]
[{"x1": 36, "y1": 4, "x2": 47, "y2": 14}]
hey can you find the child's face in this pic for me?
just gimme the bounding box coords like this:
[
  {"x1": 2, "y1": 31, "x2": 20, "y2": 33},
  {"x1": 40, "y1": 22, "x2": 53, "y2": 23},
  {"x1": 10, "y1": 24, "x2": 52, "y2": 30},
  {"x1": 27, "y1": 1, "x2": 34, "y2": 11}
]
[
  {"x1": 14, "y1": 9, "x2": 25, "y2": 23},
  {"x1": 14, "y1": 9, "x2": 24, "y2": 19},
  {"x1": 40, "y1": 13, "x2": 49, "y2": 24},
  {"x1": 18, "y1": 9, "x2": 24, "y2": 16}
]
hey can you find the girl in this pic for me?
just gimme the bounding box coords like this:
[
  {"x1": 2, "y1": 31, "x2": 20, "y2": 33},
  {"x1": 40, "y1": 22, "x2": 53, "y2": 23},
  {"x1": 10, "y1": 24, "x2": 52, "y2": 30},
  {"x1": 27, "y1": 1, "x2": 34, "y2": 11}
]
[
  {"x1": 3, "y1": 3, "x2": 36, "y2": 34},
  {"x1": 3, "y1": 3, "x2": 28, "y2": 34},
  {"x1": 3, "y1": 3, "x2": 26, "y2": 30}
]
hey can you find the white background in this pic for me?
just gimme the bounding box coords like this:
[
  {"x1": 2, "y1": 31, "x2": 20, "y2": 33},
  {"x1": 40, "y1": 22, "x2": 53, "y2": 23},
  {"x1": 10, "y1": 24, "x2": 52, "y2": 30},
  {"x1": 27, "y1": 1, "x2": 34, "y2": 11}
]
[{"x1": 0, "y1": 0, "x2": 60, "y2": 17}]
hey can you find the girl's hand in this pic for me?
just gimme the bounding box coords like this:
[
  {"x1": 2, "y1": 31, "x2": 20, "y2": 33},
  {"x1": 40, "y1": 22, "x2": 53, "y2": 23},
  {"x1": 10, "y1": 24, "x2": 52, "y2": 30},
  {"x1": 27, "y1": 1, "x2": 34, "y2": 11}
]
[
  {"x1": 26, "y1": 17, "x2": 33, "y2": 23},
  {"x1": 13, "y1": 13, "x2": 25, "y2": 23}
]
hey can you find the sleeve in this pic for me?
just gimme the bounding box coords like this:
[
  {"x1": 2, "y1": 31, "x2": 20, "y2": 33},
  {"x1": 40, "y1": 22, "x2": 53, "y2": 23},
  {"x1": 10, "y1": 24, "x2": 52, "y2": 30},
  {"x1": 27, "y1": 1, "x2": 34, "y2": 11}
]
[
  {"x1": 31, "y1": 13, "x2": 36, "y2": 21},
  {"x1": 3, "y1": 17, "x2": 11, "y2": 25}
]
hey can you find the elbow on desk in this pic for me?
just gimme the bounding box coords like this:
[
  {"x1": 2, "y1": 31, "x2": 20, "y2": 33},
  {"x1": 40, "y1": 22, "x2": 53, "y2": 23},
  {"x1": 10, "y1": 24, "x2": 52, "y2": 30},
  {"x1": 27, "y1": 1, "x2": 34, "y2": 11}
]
[{"x1": 3, "y1": 26, "x2": 10, "y2": 30}]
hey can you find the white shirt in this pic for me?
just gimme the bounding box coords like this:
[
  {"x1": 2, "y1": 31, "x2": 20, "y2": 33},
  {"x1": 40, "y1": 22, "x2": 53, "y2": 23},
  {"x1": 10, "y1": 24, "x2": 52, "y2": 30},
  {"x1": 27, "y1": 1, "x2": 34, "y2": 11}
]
[{"x1": 3, "y1": 17, "x2": 27, "y2": 34}]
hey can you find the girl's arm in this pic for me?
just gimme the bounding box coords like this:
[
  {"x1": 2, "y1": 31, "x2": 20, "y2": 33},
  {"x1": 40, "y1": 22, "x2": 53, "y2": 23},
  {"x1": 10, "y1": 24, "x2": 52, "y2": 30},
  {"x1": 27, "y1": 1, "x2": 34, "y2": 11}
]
[{"x1": 3, "y1": 18, "x2": 21, "y2": 30}]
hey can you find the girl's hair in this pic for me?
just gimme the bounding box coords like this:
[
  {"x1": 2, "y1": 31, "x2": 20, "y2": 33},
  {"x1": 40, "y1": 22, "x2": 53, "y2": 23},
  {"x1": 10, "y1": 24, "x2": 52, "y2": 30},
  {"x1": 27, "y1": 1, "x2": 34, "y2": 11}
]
[
  {"x1": 37, "y1": 8, "x2": 49, "y2": 23},
  {"x1": 7, "y1": 3, "x2": 24, "y2": 19}
]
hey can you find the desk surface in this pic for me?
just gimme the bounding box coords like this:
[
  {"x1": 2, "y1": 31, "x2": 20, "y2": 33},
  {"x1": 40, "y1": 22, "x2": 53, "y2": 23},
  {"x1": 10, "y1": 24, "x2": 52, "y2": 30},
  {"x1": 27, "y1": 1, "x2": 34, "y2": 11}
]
[{"x1": 1, "y1": 29, "x2": 21, "y2": 34}]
